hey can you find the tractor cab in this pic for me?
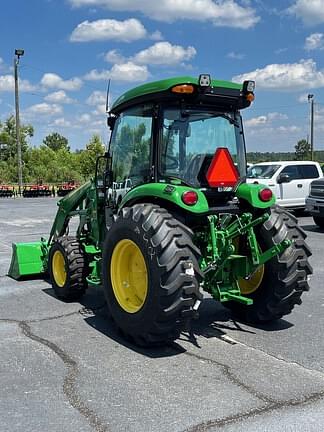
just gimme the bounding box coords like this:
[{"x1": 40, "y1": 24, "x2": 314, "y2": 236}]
[{"x1": 107, "y1": 75, "x2": 255, "y2": 210}]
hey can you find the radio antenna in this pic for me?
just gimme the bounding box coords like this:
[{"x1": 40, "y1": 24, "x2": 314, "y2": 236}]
[{"x1": 106, "y1": 79, "x2": 111, "y2": 113}]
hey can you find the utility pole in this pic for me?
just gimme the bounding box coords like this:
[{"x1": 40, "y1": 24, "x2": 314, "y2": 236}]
[
  {"x1": 14, "y1": 49, "x2": 24, "y2": 195},
  {"x1": 308, "y1": 94, "x2": 314, "y2": 161}
]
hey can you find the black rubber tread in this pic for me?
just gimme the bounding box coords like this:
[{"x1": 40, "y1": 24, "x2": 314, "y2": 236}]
[
  {"x1": 226, "y1": 206, "x2": 312, "y2": 322},
  {"x1": 313, "y1": 216, "x2": 324, "y2": 228},
  {"x1": 102, "y1": 203, "x2": 203, "y2": 346},
  {"x1": 48, "y1": 236, "x2": 88, "y2": 301}
]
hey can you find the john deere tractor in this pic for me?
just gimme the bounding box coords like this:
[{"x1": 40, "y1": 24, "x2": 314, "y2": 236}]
[{"x1": 9, "y1": 74, "x2": 312, "y2": 346}]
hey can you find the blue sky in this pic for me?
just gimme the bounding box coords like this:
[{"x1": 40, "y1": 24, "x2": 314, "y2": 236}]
[{"x1": 1, "y1": 0, "x2": 324, "y2": 153}]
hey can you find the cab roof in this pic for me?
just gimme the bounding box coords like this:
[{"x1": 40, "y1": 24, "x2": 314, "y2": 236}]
[{"x1": 110, "y1": 76, "x2": 243, "y2": 113}]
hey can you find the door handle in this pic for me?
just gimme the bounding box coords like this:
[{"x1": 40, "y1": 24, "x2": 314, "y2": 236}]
[{"x1": 297, "y1": 184, "x2": 303, "y2": 188}]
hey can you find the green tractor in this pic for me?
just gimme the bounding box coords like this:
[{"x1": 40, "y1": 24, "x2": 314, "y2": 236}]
[{"x1": 9, "y1": 74, "x2": 312, "y2": 346}]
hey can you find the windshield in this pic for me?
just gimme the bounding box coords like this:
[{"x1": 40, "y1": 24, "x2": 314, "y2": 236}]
[
  {"x1": 247, "y1": 164, "x2": 280, "y2": 179},
  {"x1": 159, "y1": 107, "x2": 245, "y2": 187}
]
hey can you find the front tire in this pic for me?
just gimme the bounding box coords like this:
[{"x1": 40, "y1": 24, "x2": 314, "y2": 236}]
[
  {"x1": 48, "y1": 236, "x2": 88, "y2": 300},
  {"x1": 226, "y1": 207, "x2": 312, "y2": 322},
  {"x1": 102, "y1": 204, "x2": 203, "y2": 346}
]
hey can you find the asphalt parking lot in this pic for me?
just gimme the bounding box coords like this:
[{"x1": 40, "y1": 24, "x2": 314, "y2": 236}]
[{"x1": 1, "y1": 197, "x2": 324, "y2": 432}]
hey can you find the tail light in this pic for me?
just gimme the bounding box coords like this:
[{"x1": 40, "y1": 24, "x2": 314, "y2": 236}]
[
  {"x1": 182, "y1": 190, "x2": 198, "y2": 206},
  {"x1": 259, "y1": 188, "x2": 273, "y2": 202}
]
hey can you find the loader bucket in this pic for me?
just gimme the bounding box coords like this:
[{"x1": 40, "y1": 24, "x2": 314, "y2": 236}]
[{"x1": 8, "y1": 241, "x2": 47, "y2": 280}]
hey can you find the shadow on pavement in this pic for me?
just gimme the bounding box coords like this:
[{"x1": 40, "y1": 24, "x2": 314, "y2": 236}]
[
  {"x1": 301, "y1": 224, "x2": 324, "y2": 233},
  {"x1": 42, "y1": 286, "x2": 293, "y2": 358}
]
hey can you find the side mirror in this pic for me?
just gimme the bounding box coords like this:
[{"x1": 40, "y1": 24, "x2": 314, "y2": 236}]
[
  {"x1": 107, "y1": 115, "x2": 116, "y2": 130},
  {"x1": 277, "y1": 173, "x2": 290, "y2": 184}
]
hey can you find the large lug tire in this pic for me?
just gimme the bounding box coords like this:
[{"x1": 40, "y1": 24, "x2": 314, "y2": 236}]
[
  {"x1": 313, "y1": 216, "x2": 324, "y2": 228},
  {"x1": 226, "y1": 206, "x2": 312, "y2": 323},
  {"x1": 102, "y1": 204, "x2": 203, "y2": 347},
  {"x1": 48, "y1": 236, "x2": 88, "y2": 301}
]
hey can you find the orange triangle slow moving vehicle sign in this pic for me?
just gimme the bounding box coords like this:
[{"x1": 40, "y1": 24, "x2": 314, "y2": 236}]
[{"x1": 206, "y1": 147, "x2": 239, "y2": 187}]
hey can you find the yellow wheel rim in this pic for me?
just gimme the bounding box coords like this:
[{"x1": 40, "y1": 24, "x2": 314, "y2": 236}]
[
  {"x1": 110, "y1": 239, "x2": 148, "y2": 313},
  {"x1": 238, "y1": 265, "x2": 265, "y2": 295},
  {"x1": 52, "y1": 250, "x2": 67, "y2": 287},
  {"x1": 233, "y1": 237, "x2": 265, "y2": 295}
]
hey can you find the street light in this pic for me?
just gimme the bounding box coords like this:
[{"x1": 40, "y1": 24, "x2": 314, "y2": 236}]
[
  {"x1": 15, "y1": 49, "x2": 24, "y2": 58},
  {"x1": 14, "y1": 48, "x2": 24, "y2": 194},
  {"x1": 308, "y1": 94, "x2": 314, "y2": 161}
]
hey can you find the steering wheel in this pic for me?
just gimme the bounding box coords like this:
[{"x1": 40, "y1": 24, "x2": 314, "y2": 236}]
[
  {"x1": 162, "y1": 154, "x2": 179, "y2": 170},
  {"x1": 183, "y1": 154, "x2": 204, "y2": 184}
]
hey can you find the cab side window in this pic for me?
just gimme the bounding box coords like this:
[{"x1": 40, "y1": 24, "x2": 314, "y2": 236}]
[
  {"x1": 110, "y1": 105, "x2": 153, "y2": 186},
  {"x1": 280, "y1": 165, "x2": 301, "y2": 180},
  {"x1": 299, "y1": 165, "x2": 320, "y2": 179}
]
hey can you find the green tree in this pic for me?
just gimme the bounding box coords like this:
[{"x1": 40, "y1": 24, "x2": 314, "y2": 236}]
[
  {"x1": 43, "y1": 132, "x2": 70, "y2": 152},
  {"x1": 295, "y1": 139, "x2": 311, "y2": 161},
  {"x1": 0, "y1": 115, "x2": 33, "y2": 161},
  {"x1": 24, "y1": 146, "x2": 57, "y2": 183},
  {"x1": 78, "y1": 135, "x2": 105, "y2": 179}
]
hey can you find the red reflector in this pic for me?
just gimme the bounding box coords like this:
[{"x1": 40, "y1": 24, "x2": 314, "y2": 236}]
[
  {"x1": 259, "y1": 188, "x2": 273, "y2": 202},
  {"x1": 182, "y1": 190, "x2": 198, "y2": 206},
  {"x1": 206, "y1": 148, "x2": 239, "y2": 187}
]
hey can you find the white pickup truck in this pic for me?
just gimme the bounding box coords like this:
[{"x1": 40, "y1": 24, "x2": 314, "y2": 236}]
[{"x1": 246, "y1": 161, "x2": 323, "y2": 210}]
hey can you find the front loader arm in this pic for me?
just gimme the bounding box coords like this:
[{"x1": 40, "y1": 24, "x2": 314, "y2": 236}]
[{"x1": 48, "y1": 181, "x2": 92, "y2": 244}]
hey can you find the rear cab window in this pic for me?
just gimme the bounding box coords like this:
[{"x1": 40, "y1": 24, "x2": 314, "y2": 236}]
[{"x1": 298, "y1": 164, "x2": 320, "y2": 179}]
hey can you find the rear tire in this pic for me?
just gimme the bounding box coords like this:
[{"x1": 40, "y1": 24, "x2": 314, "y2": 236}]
[
  {"x1": 226, "y1": 206, "x2": 312, "y2": 322},
  {"x1": 102, "y1": 204, "x2": 203, "y2": 346},
  {"x1": 48, "y1": 236, "x2": 88, "y2": 300},
  {"x1": 313, "y1": 216, "x2": 324, "y2": 228}
]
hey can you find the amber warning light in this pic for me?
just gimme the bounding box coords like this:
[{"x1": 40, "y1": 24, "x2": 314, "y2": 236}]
[
  {"x1": 206, "y1": 148, "x2": 239, "y2": 188},
  {"x1": 171, "y1": 84, "x2": 195, "y2": 94}
]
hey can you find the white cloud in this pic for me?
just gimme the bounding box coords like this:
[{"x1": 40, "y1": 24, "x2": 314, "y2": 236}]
[
  {"x1": 110, "y1": 62, "x2": 149, "y2": 81},
  {"x1": 245, "y1": 125, "x2": 302, "y2": 141},
  {"x1": 52, "y1": 117, "x2": 72, "y2": 127},
  {"x1": 298, "y1": 93, "x2": 310, "y2": 102},
  {"x1": 68, "y1": 0, "x2": 259, "y2": 29},
  {"x1": 277, "y1": 125, "x2": 301, "y2": 133},
  {"x1": 84, "y1": 70, "x2": 111, "y2": 81},
  {"x1": 268, "y1": 112, "x2": 288, "y2": 121},
  {"x1": 304, "y1": 33, "x2": 324, "y2": 50},
  {"x1": 92, "y1": 105, "x2": 107, "y2": 116},
  {"x1": 44, "y1": 90, "x2": 74, "y2": 104},
  {"x1": 79, "y1": 113, "x2": 92, "y2": 123},
  {"x1": 150, "y1": 30, "x2": 164, "y2": 41},
  {"x1": 245, "y1": 112, "x2": 288, "y2": 127},
  {"x1": 0, "y1": 58, "x2": 11, "y2": 73},
  {"x1": 288, "y1": 0, "x2": 324, "y2": 26},
  {"x1": 70, "y1": 18, "x2": 147, "y2": 42},
  {"x1": 84, "y1": 62, "x2": 149, "y2": 82},
  {"x1": 41, "y1": 73, "x2": 82, "y2": 91},
  {"x1": 132, "y1": 42, "x2": 196, "y2": 66},
  {"x1": 0, "y1": 74, "x2": 36, "y2": 92},
  {"x1": 86, "y1": 90, "x2": 106, "y2": 105},
  {"x1": 104, "y1": 49, "x2": 126, "y2": 64},
  {"x1": 233, "y1": 59, "x2": 324, "y2": 91},
  {"x1": 275, "y1": 47, "x2": 288, "y2": 55},
  {"x1": 227, "y1": 51, "x2": 245, "y2": 60},
  {"x1": 245, "y1": 115, "x2": 267, "y2": 127},
  {"x1": 26, "y1": 103, "x2": 62, "y2": 116}
]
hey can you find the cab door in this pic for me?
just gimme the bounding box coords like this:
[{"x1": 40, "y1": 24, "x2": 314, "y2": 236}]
[{"x1": 277, "y1": 165, "x2": 305, "y2": 207}]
